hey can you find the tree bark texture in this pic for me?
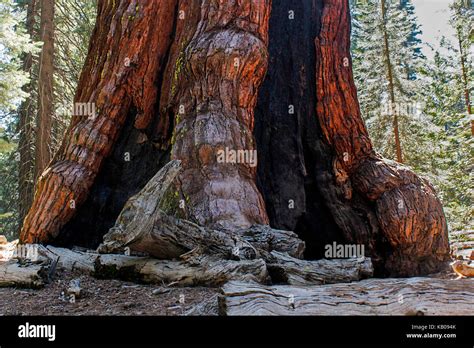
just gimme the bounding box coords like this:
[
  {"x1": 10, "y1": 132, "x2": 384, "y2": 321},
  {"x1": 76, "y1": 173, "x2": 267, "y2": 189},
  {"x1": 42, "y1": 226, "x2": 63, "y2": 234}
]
[
  {"x1": 35, "y1": 0, "x2": 55, "y2": 180},
  {"x1": 21, "y1": 0, "x2": 179, "y2": 245},
  {"x1": 21, "y1": 0, "x2": 450, "y2": 277},
  {"x1": 255, "y1": 0, "x2": 449, "y2": 276},
  {"x1": 163, "y1": 0, "x2": 271, "y2": 231}
]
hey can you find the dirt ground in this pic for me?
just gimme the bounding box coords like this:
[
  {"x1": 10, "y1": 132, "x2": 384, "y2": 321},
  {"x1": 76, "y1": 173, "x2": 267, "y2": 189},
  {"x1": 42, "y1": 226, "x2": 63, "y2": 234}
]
[{"x1": 0, "y1": 269, "x2": 219, "y2": 316}]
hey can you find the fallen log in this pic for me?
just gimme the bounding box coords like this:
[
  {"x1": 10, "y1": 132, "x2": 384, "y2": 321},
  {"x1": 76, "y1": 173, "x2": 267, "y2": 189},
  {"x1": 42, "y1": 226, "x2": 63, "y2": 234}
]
[
  {"x1": 0, "y1": 240, "x2": 17, "y2": 261},
  {"x1": 220, "y1": 278, "x2": 474, "y2": 315},
  {"x1": 38, "y1": 245, "x2": 269, "y2": 286},
  {"x1": 238, "y1": 226, "x2": 305, "y2": 259},
  {"x1": 38, "y1": 245, "x2": 97, "y2": 273},
  {"x1": 0, "y1": 261, "x2": 48, "y2": 288},
  {"x1": 95, "y1": 254, "x2": 269, "y2": 286},
  {"x1": 266, "y1": 251, "x2": 373, "y2": 285}
]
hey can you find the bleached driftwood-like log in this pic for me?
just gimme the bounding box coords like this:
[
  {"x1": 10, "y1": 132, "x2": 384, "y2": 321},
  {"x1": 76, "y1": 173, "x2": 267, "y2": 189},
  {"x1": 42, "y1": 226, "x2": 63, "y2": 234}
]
[
  {"x1": 99, "y1": 160, "x2": 305, "y2": 260},
  {"x1": 220, "y1": 278, "x2": 474, "y2": 315},
  {"x1": 0, "y1": 239, "x2": 17, "y2": 261},
  {"x1": 0, "y1": 241, "x2": 49, "y2": 288},
  {"x1": 0, "y1": 261, "x2": 47, "y2": 288},
  {"x1": 98, "y1": 160, "x2": 184, "y2": 257},
  {"x1": 95, "y1": 254, "x2": 268, "y2": 286},
  {"x1": 266, "y1": 251, "x2": 373, "y2": 285},
  {"x1": 38, "y1": 245, "x2": 97, "y2": 273},
  {"x1": 107, "y1": 211, "x2": 261, "y2": 260},
  {"x1": 38, "y1": 245, "x2": 268, "y2": 286}
]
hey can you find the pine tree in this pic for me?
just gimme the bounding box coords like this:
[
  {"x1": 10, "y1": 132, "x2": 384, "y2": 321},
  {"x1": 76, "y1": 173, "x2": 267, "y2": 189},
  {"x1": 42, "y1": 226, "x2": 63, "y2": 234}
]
[
  {"x1": 0, "y1": 0, "x2": 35, "y2": 111},
  {"x1": 351, "y1": 0, "x2": 425, "y2": 164},
  {"x1": 418, "y1": 33, "x2": 473, "y2": 232},
  {"x1": 450, "y1": 0, "x2": 473, "y2": 134},
  {"x1": 53, "y1": 0, "x2": 96, "y2": 150}
]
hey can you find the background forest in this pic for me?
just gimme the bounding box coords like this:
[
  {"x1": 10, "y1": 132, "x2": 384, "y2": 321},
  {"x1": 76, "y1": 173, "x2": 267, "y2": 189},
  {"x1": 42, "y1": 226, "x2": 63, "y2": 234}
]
[{"x1": 0, "y1": 0, "x2": 472, "y2": 245}]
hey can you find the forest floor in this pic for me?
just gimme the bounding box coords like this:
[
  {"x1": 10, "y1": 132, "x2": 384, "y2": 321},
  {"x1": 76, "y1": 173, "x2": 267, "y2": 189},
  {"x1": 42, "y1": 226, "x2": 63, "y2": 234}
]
[{"x1": 0, "y1": 269, "x2": 219, "y2": 316}]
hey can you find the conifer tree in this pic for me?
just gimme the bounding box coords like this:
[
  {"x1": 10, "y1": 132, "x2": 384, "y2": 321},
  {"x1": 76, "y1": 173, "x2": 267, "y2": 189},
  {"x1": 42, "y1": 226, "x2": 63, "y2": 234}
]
[{"x1": 351, "y1": 0, "x2": 424, "y2": 163}]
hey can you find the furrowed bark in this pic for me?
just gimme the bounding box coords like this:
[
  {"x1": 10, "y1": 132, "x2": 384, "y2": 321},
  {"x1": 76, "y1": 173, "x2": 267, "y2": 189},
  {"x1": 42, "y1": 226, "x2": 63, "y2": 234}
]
[
  {"x1": 255, "y1": 0, "x2": 377, "y2": 261},
  {"x1": 98, "y1": 161, "x2": 259, "y2": 260},
  {"x1": 20, "y1": 0, "x2": 450, "y2": 279},
  {"x1": 35, "y1": 0, "x2": 55, "y2": 181},
  {"x1": 314, "y1": 0, "x2": 449, "y2": 275},
  {"x1": 255, "y1": 0, "x2": 449, "y2": 276},
  {"x1": 21, "y1": 0, "x2": 179, "y2": 244},
  {"x1": 163, "y1": 0, "x2": 271, "y2": 230},
  {"x1": 21, "y1": 0, "x2": 272, "y2": 244}
]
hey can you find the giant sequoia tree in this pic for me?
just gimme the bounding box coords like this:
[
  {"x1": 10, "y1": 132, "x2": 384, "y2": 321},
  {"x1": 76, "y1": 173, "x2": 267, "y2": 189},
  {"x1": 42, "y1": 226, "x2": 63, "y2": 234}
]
[{"x1": 20, "y1": 0, "x2": 450, "y2": 277}]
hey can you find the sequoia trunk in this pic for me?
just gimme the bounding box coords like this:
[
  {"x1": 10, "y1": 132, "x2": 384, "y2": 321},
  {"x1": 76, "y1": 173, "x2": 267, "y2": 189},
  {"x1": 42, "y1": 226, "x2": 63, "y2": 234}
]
[{"x1": 21, "y1": 0, "x2": 450, "y2": 277}]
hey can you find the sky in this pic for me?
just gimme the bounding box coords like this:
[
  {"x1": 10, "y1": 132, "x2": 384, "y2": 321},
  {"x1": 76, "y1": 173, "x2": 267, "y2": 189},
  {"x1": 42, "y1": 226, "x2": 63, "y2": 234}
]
[{"x1": 412, "y1": 0, "x2": 457, "y2": 59}]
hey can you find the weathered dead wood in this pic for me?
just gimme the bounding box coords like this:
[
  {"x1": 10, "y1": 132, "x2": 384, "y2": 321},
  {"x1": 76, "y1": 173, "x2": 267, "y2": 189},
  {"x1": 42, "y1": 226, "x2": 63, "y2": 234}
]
[
  {"x1": 220, "y1": 278, "x2": 474, "y2": 316},
  {"x1": 237, "y1": 226, "x2": 305, "y2": 259},
  {"x1": 0, "y1": 240, "x2": 17, "y2": 261},
  {"x1": 38, "y1": 245, "x2": 97, "y2": 273},
  {"x1": 98, "y1": 160, "x2": 258, "y2": 259},
  {"x1": 38, "y1": 245, "x2": 269, "y2": 286},
  {"x1": 266, "y1": 251, "x2": 373, "y2": 285},
  {"x1": 0, "y1": 261, "x2": 47, "y2": 288},
  {"x1": 95, "y1": 254, "x2": 268, "y2": 287}
]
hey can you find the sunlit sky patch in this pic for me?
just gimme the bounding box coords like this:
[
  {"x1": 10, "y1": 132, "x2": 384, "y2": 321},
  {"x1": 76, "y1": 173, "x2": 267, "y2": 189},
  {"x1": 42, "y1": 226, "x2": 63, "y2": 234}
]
[{"x1": 412, "y1": 0, "x2": 457, "y2": 59}]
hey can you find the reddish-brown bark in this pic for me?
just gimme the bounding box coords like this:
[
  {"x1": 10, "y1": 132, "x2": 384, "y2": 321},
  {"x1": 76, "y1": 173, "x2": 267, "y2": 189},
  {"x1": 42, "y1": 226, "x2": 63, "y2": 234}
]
[
  {"x1": 35, "y1": 0, "x2": 55, "y2": 181},
  {"x1": 21, "y1": 0, "x2": 179, "y2": 243},
  {"x1": 314, "y1": 0, "x2": 449, "y2": 275},
  {"x1": 21, "y1": 0, "x2": 271, "y2": 242},
  {"x1": 163, "y1": 0, "x2": 271, "y2": 230}
]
